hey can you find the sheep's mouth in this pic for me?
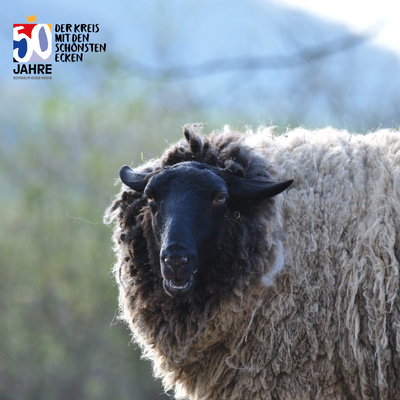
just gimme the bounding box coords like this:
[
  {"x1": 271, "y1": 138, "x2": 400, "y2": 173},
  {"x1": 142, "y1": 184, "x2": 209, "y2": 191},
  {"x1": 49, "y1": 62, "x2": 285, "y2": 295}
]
[{"x1": 164, "y1": 275, "x2": 195, "y2": 296}]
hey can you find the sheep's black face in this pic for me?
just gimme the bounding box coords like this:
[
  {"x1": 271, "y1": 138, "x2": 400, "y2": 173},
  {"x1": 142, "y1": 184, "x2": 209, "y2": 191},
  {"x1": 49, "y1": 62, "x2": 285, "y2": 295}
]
[
  {"x1": 144, "y1": 164, "x2": 228, "y2": 297},
  {"x1": 119, "y1": 161, "x2": 293, "y2": 299}
]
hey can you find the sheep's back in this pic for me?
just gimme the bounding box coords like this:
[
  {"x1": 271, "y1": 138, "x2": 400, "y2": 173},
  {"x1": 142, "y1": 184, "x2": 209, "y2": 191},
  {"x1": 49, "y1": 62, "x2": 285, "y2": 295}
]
[{"x1": 247, "y1": 128, "x2": 400, "y2": 399}]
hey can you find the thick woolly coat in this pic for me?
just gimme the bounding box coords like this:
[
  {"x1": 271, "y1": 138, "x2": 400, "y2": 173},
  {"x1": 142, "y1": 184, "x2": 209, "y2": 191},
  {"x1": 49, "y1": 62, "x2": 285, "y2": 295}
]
[{"x1": 105, "y1": 126, "x2": 400, "y2": 400}]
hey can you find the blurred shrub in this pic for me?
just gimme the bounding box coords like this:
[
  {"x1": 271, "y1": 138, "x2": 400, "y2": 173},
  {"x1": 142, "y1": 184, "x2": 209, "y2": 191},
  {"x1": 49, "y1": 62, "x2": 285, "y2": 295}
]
[{"x1": 0, "y1": 87, "x2": 184, "y2": 400}]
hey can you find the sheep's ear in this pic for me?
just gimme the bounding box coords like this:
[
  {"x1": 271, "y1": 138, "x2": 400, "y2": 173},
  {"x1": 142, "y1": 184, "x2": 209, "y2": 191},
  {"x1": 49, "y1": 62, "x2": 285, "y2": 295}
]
[
  {"x1": 228, "y1": 177, "x2": 293, "y2": 201},
  {"x1": 119, "y1": 165, "x2": 148, "y2": 192}
]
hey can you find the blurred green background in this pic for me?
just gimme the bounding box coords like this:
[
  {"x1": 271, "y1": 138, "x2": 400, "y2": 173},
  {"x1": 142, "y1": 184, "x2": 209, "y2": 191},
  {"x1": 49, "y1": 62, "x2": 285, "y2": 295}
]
[
  {"x1": 0, "y1": 67, "x2": 233, "y2": 400},
  {"x1": 2, "y1": 1, "x2": 400, "y2": 399}
]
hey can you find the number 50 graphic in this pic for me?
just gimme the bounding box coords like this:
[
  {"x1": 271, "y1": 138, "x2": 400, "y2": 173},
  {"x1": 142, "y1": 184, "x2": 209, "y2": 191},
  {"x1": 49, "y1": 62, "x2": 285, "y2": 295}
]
[{"x1": 13, "y1": 24, "x2": 52, "y2": 62}]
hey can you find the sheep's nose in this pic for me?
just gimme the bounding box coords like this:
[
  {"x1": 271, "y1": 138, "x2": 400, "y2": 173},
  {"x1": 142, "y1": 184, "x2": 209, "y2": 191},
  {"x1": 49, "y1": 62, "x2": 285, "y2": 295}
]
[
  {"x1": 160, "y1": 245, "x2": 196, "y2": 280},
  {"x1": 162, "y1": 255, "x2": 189, "y2": 268},
  {"x1": 161, "y1": 254, "x2": 192, "y2": 281}
]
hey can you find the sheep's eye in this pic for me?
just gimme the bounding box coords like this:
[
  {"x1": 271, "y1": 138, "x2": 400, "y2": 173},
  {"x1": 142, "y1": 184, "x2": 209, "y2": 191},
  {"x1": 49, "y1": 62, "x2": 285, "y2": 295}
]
[
  {"x1": 213, "y1": 192, "x2": 227, "y2": 205},
  {"x1": 145, "y1": 192, "x2": 154, "y2": 203}
]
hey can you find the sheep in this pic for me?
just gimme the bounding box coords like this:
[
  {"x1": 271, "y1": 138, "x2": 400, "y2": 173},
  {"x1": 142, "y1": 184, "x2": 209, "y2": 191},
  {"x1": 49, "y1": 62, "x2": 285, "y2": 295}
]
[{"x1": 104, "y1": 124, "x2": 400, "y2": 400}]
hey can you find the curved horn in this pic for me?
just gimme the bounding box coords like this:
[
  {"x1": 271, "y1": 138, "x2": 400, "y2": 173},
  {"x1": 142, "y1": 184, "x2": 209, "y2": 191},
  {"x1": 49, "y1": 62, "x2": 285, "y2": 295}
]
[
  {"x1": 119, "y1": 165, "x2": 148, "y2": 192},
  {"x1": 228, "y1": 177, "x2": 293, "y2": 200}
]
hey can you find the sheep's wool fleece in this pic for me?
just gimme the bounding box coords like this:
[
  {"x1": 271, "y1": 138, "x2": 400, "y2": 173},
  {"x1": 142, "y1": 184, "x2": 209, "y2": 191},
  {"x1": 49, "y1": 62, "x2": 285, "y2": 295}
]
[{"x1": 107, "y1": 127, "x2": 400, "y2": 400}]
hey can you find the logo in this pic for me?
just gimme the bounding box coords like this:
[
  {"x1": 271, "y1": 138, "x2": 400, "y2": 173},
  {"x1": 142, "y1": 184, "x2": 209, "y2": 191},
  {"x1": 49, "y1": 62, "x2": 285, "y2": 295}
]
[
  {"x1": 12, "y1": 14, "x2": 107, "y2": 80},
  {"x1": 13, "y1": 14, "x2": 52, "y2": 63}
]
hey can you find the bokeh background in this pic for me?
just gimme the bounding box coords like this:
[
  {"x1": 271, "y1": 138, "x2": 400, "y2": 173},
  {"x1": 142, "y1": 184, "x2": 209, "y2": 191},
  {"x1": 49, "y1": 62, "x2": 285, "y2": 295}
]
[{"x1": 2, "y1": 1, "x2": 400, "y2": 399}]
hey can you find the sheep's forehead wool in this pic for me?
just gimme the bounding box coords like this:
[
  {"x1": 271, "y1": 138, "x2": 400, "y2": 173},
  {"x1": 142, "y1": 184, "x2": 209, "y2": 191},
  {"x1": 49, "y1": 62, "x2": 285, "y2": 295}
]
[
  {"x1": 147, "y1": 164, "x2": 227, "y2": 200},
  {"x1": 105, "y1": 125, "x2": 400, "y2": 400}
]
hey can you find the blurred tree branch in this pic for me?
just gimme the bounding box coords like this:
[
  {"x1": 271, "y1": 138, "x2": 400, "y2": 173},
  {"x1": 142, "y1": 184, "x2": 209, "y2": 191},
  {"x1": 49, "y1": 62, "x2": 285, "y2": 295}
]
[{"x1": 129, "y1": 27, "x2": 379, "y2": 80}]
